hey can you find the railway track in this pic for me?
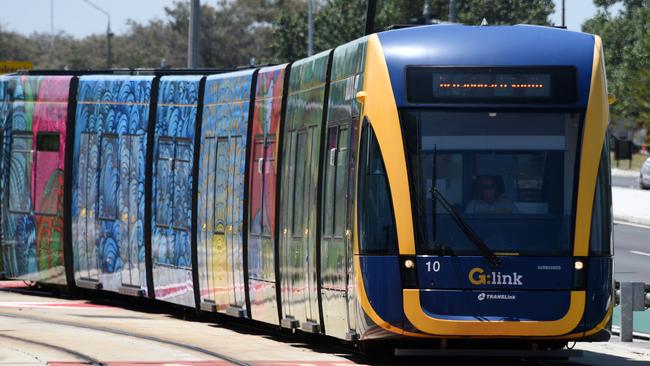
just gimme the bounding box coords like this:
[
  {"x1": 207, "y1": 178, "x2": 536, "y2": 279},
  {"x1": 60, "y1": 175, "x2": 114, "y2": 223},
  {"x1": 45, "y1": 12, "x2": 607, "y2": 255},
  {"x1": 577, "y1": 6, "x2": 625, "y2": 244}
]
[
  {"x1": 0, "y1": 332, "x2": 103, "y2": 365},
  {"x1": 0, "y1": 311, "x2": 252, "y2": 366}
]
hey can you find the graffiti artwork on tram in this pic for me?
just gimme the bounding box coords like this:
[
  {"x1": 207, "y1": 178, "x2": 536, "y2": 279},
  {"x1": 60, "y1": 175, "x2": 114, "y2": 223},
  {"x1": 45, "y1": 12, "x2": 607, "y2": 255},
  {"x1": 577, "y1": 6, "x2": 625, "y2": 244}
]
[
  {"x1": 151, "y1": 75, "x2": 201, "y2": 305},
  {"x1": 1, "y1": 75, "x2": 71, "y2": 283},
  {"x1": 73, "y1": 76, "x2": 153, "y2": 291}
]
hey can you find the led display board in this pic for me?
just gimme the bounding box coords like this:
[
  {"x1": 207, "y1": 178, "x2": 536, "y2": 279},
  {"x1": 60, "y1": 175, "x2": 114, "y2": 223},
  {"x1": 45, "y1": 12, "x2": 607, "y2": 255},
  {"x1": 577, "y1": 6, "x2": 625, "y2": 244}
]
[{"x1": 407, "y1": 67, "x2": 577, "y2": 104}]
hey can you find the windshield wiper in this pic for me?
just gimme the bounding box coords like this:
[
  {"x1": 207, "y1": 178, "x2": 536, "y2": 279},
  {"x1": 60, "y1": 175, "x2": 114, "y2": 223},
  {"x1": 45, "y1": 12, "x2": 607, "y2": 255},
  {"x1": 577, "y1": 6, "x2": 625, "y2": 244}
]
[
  {"x1": 428, "y1": 143, "x2": 500, "y2": 267},
  {"x1": 431, "y1": 187, "x2": 501, "y2": 268}
]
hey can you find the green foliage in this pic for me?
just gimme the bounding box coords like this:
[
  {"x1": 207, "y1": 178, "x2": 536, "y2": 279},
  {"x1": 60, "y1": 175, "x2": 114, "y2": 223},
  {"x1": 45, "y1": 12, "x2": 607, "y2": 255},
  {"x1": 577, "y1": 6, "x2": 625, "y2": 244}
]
[
  {"x1": 269, "y1": 0, "x2": 309, "y2": 62},
  {"x1": 270, "y1": 0, "x2": 366, "y2": 62},
  {"x1": 583, "y1": 0, "x2": 650, "y2": 129},
  {"x1": 373, "y1": 0, "x2": 554, "y2": 28},
  {"x1": 457, "y1": 0, "x2": 555, "y2": 25},
  {"x1": 271, "y1": 0, "x2": 555, "y2": 62}
]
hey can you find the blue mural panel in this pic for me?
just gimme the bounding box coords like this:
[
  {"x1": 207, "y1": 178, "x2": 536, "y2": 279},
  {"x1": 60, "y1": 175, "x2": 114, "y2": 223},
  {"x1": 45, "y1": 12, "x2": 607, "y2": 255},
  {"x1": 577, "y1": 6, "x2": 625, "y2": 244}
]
[
  {"x1": 197, "y1": 70, "x2": 254, "y2": 313},
  {"x1": 151, "y1": 75, "x2": 202, "y2": 306},
  {"x1": 72, "y1": 75, "x2": 154, "y2": 294},
  {"x1": 0, "y1": 76, "x2": 8, "y2": 278}
]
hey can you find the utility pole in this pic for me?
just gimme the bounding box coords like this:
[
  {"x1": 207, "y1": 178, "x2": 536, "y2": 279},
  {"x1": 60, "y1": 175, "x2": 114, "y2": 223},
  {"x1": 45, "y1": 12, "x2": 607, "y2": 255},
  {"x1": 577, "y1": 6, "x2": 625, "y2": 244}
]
[
  {"x1": 50, "y1": 0, "x2": 54, "y2": 64},
  {"x1": 83, "y1": 0, "x2": 113, "y2": 69},
  {"x1": 449, "y1": 0, "x2": 457, "y2": 23},
  {"x1": 307, "y1": 0, "x2": 314, "y2": 56},
  {"x1": 365, "y1": 0, "x2": 377, "y2": 35},
  {"x1": 561, "y1": 0, "x2": 566, "y2": 27},
  {"x1": 50, "y1": 0, "x2": 54, "y2": 35},
  {"x1": 188, "y1": 0, "x2": 200, "y2": 68}
]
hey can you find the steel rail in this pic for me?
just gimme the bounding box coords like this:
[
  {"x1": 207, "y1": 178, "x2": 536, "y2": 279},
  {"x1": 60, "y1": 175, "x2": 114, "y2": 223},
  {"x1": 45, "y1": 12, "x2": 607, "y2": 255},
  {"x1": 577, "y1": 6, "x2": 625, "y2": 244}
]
[
  {"x1": 0, "y1": 332, "x2": 104, "y2": 366},
  {"x1": 0, "y1": 312, "x2": 252, "y2": 366}
]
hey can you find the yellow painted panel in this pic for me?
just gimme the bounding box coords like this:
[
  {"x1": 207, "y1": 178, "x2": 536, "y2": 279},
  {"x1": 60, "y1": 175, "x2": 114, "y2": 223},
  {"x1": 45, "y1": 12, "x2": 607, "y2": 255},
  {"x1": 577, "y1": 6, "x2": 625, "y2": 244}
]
[
  {"x1": 404, "y1": 290, "x2": 585, "y2": 336},
  {"x1": 360, "y1": 35, "x2": 415, "y2": 255},
  {"x1": 574, "y1": 36, "x2": 609, "y2": 257},
  {"x1": 352, "y1": 34, "x2": 428, "y2": 338}
]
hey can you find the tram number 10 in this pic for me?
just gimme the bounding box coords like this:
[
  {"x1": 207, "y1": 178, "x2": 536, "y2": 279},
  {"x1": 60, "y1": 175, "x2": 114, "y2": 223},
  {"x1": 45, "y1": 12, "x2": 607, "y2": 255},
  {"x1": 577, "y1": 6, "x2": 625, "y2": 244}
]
[{"x1": 425, "y1": 260, "x2": 441, "y2": 273}]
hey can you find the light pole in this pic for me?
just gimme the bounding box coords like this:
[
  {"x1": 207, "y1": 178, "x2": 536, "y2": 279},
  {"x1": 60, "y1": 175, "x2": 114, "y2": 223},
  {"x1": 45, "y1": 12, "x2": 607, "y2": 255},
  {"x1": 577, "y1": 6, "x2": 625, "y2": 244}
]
[
  {"x1": 83, "y1": 0, "x2": 113, "y2": 69},
  {"x1": 561, "y1": 0, "x2": 566, "y2": 27},
  {"x1": 365, "y1": 0, "x2": 377, "y2": 35},
  {"x1": 307, "y1": 0, "x2": 314, "y2": 56},
  {"x1": 188, "y1": 0, "x2": 200, "y2": 68},
  {"x1": 449, "y1": 0, "x2": 457, "y2": 22}
]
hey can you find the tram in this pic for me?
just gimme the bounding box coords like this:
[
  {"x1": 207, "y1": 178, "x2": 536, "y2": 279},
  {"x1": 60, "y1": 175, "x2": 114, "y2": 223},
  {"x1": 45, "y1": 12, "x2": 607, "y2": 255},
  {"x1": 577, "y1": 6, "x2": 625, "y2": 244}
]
[{"x1": 0, "y1": 23, "x2": 613, "y2": 348}]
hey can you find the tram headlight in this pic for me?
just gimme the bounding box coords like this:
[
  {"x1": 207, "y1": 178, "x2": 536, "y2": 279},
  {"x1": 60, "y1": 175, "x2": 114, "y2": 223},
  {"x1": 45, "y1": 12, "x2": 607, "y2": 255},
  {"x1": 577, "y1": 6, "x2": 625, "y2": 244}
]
[
  {"x1": 400, "y1": 256, "x2": 418, "y2": 288},
  {"x1": 573, "y1": 258, "x2": 588, "y2": 290},
  {"x1": 574, "y1": 260, "x2": 584, "y2": 270}
]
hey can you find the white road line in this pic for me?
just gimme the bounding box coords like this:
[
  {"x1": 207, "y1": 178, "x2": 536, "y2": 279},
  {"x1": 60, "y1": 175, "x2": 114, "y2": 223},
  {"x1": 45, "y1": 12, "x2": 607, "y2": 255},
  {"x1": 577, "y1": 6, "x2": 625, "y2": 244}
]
[
  {"x1": 630, "y1": 250, "x2": 650, "y2": 257},
  {"x1": 614, "y1": 221, "x2": 650, "y2": 229}
]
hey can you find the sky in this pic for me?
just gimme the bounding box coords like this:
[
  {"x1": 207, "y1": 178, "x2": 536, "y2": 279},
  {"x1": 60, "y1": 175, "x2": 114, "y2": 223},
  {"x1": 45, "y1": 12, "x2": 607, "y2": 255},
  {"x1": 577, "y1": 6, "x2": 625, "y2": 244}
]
[{"x1": 0, "y1": 0, "x2": 619, "y2": 38}]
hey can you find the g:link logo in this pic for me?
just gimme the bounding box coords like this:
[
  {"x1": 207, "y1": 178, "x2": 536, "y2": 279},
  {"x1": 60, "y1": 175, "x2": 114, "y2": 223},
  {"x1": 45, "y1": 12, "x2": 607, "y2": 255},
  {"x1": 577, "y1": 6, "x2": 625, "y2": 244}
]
[{"x1": 468, "y1": 267, "x2": 523, "y2": 286}]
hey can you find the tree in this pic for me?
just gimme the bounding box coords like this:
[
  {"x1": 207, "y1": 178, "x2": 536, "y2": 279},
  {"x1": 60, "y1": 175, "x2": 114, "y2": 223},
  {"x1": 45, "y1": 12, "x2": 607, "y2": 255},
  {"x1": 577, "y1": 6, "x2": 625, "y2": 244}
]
[
  {"x1": 1, "y1": 0, "x2": 558, "y2": 69},
  {"x1": 374, "y1": 0, "x2": 555, "y2": 28},
  {"x1": 271, "y1": 0, "x2": 366, "y2": 62},
  {"x1": 583, "y1": 0, "x2": 650, "y2": 130},
  {"x1": 457, "y1": 0, "x2": 555, "y2": 25},
  {"x1": 270, "y1": 0, "x2": 557, "y2": 62}
]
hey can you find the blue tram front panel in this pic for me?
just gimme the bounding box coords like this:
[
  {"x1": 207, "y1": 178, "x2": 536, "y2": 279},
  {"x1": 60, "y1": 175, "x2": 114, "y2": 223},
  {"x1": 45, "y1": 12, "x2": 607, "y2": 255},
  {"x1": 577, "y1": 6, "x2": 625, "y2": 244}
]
[
  {"x1": 355, "y1": 25, "x2": 612, "y2": 340},
  {"x1": 415, "y1": 257, "x2": 574, "y2": 321}
]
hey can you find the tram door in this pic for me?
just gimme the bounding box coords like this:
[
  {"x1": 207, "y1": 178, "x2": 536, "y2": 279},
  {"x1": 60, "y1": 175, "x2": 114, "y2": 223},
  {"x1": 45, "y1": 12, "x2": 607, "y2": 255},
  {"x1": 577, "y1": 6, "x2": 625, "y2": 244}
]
[
  {"x1": 199, "y1": 136, "x2": 218, "y2": 304},
  {"x1": 7, "y1": 132, "x2": 34, "y2": 276},
  {"x1": 0, "y1": 131, "x2": 3, "y2": 270},
  {"x1": 226, "y1": 135, "x2": 245, "y2": 312},
  {"x1": 248, "y1": 135, "x2": 278, "y2": 323},
  {"x1": 0, "y1": 130, "x2": 3, "y2": 268},
  {"x1": 33, "y1": 132, "x2": 63, "y2": 275},
  {"x1": 320, "y1": 122, "x2": 356, "y2": 339},
  {"x1": 209, "y1": 136, "x2": 230, "y2": 307},
  {"x1": 281, "y1": 125, "x2": 320, "y2": 330},
  {"x1": 118, "y1": 135, "x2": 143, "y2": 289},
  {"x1": 205, "y1": 135, "x2": 246, "y2": 313},
  {"x1": 77, "y1": 132, "x2": 100, "y2": 282}
]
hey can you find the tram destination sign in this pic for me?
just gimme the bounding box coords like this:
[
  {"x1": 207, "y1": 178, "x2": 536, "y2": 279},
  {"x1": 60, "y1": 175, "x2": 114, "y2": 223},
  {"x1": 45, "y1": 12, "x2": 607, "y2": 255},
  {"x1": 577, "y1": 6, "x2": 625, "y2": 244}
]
[{"x1": 407, "y1": 66, "x2": 577, "y2": 104}]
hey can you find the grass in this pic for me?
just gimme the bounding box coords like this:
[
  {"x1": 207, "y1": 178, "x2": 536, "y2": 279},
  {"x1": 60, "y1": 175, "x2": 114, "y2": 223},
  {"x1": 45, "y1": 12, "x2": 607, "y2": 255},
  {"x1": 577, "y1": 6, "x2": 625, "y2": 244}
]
[{"x1": 610, "y1": 151, "x2": 648, "y2": 171}]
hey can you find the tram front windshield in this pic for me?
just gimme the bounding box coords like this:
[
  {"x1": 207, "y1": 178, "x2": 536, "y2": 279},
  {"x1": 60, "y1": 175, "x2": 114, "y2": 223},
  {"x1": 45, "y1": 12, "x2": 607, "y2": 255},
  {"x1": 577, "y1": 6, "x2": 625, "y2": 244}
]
[{"x1": 401, "y1": 110, "x2": 580, "y2": 256}]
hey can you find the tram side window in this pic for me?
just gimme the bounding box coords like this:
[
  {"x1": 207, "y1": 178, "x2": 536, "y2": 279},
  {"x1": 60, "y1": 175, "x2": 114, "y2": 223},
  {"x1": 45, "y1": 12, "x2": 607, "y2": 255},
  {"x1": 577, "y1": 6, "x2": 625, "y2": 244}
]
[
  {"x1": 36, "y1": 132, "x2": 60, "y2": 152},
  {"x1": 358, "y1": 122, "x2": 397, "y2": 254},
  {"x1": 173, "y1": 141, "x2": 192, "y2": 230},
  {"x1": 99, "y1": 135, "x2": 119, "y2": 220},
  {"x1": 9, "y1": 134, "x2": 33, "y2": 213},
  {"x1": 334, "y1": 127, "x2": 350, "y2": 237},
  {"x1": 292, "y1": 132, "x2": 306, "y2": 236},
  {"x1": 155, "y1": 140, "x2": 174, "y2": 227},
  {"x1": 590, "y1": 141, "x2": 613, "y2": 256},
  {"x1": 35, "y1": 132, "x2": 61, "y2": 216}
]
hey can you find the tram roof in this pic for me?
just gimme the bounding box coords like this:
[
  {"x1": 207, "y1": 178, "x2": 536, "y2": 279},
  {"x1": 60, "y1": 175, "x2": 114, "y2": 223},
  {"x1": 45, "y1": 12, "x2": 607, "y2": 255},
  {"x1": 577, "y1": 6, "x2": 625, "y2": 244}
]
[{"x1": 377, "y1": 24, "x2": 596, "y2": 108}]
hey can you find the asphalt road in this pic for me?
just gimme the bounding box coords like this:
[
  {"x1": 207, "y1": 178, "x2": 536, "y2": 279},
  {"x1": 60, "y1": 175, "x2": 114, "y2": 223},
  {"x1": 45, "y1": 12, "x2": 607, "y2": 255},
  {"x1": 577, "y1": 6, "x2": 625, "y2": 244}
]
[{"x1": 614, "y1": 222, "x2": 650, "y2": 284}]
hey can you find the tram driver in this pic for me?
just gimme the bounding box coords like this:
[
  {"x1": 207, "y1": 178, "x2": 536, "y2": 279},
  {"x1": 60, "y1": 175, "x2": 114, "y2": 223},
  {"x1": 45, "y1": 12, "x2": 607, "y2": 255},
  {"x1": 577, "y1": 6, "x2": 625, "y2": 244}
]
[{"x1": 465, "y1": 175, "x2": 519, "y2": 215}]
